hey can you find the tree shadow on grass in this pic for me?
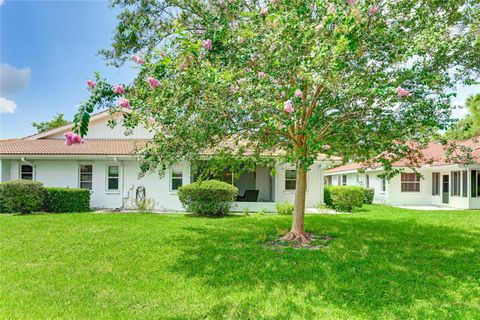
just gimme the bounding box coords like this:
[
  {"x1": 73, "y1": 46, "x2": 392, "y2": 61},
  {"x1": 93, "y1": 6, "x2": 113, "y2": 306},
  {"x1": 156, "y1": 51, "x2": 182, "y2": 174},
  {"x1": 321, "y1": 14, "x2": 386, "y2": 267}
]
[{"x1": 171, "y1": 215, "x2": 480, "y2": 319}]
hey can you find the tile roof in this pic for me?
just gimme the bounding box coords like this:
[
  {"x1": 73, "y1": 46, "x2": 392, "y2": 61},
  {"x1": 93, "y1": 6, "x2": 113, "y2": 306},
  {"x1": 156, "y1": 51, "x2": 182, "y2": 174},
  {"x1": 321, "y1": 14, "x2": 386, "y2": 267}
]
[
  {"x1": 325, "y1": 139, "x2": 480, "y2": 174},
  {"x1": 0, "y1": 139, "x2": 148, "y2": 156}
]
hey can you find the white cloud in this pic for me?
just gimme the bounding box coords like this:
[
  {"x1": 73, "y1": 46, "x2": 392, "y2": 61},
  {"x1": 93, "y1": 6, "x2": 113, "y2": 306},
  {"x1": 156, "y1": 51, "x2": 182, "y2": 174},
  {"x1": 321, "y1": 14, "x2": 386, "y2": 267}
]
[
  {"x1": 0, "y1": 64, "x2": 31, "y2": 96},
  {"x1": 0, "y1": 97, "x2": 16, "y2": 113}
]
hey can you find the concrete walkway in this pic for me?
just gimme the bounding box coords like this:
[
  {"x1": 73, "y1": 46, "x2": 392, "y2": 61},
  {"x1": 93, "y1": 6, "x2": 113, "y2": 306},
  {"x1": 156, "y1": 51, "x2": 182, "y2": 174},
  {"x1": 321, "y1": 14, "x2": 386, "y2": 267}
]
[{"x1": 394, "y1": 205, "x2": 465, "y2": 211}]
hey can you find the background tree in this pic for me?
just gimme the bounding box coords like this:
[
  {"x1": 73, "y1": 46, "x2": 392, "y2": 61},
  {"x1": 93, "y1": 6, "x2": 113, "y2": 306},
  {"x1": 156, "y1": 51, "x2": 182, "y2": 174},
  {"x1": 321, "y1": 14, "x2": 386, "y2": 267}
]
[
  {"x1": 74, "y1": 0, "x2": 480, "y2": 242},
  {"x1": 444, "y1": 94, "x2": 480, "y2": 140},
  {"x1": 32, "y1": 113, "x2": 69, "y2": 133}
]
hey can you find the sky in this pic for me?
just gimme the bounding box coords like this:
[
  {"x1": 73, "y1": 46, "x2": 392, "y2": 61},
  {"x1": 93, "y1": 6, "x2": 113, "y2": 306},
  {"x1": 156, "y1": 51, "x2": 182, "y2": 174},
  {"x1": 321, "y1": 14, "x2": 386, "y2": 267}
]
[
  {"x1": 0, "y1": 0, "x2": 137, "y2": 138},
  {"x1": 0, "y1": 0, "x2": 479, "y2": 139}
]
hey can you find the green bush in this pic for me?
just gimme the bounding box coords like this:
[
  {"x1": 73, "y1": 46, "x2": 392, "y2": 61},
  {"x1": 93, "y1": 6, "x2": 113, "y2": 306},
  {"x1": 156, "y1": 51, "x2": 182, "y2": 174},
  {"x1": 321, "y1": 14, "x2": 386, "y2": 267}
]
[
  {"x1": 276, "y1": 201, "x2": 294, "y2": 215},
  {"x1": 324, "y1": 186, "x2": 364, "y2": 212},
  {"x1": 178, "y1": 180, "x2": 238, "y2": 216},
  {"x1": 44, "y1": 188, "x2": 90, "y2": 213},
  {"x1": 324, "y1": 186, "x2": 333, "y2": 207},
  {"x1": 363, "y1": 188, "x2": 375, "y2": 204},
  {"x1": 0, "y1": 180, "x2": 45, "y2": 214}
]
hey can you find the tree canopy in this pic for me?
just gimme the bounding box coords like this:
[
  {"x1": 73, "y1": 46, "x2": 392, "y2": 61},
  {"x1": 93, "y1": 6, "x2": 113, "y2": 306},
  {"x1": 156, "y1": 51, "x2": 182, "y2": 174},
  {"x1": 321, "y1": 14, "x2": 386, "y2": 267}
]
[
  {"x1": 444, "y1": 94, "x2": 480, "y2": 140},
  {"x1": 32, "y1": 113, "x2": 69, "y2": 133},
  {"x1": 73, "y1": 0, "x2": 480, "y2": 240}
]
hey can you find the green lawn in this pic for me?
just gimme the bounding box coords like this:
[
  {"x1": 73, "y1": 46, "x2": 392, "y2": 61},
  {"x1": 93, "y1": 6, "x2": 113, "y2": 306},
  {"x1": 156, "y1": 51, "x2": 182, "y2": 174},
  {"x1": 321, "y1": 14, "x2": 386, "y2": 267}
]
[{"x1": 1, "y1": 206, "x2": 479, "y2": 319}]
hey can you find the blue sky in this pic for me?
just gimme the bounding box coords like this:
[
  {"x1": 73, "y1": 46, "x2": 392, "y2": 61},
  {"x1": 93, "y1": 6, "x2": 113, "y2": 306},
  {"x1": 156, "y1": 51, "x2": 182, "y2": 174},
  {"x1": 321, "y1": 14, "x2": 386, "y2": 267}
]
[
  {"x1": 0, "y1": 0, "x2": 479, "y2": 139},
  {"x1": 0, "y1": 0, "x2": 136, "y2": 138}
]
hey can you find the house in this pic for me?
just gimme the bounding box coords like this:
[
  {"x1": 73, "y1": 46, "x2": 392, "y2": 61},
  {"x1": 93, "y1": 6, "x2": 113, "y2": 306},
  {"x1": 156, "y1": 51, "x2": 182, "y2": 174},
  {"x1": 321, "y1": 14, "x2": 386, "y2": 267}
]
[
  {"x1": 324, "y1": 141, "x2": 480, "y2": 209},
  {"x1": 0, "y1": 110, "x2": 340, "y2": 212}
]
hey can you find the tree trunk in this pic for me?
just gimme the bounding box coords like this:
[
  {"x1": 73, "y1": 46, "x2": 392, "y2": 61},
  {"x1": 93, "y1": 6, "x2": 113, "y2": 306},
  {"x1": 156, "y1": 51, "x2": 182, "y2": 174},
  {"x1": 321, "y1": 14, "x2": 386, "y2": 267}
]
[{"x1": 280, "y1": 168, "x2": 312, "y2": 243}]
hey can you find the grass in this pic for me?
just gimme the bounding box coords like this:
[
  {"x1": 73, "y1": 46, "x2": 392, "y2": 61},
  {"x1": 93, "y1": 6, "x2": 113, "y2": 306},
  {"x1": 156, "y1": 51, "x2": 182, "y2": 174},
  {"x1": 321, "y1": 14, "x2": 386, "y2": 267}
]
[{"x1": 1, "y1": 205, "x2": 479, "y2": 319}]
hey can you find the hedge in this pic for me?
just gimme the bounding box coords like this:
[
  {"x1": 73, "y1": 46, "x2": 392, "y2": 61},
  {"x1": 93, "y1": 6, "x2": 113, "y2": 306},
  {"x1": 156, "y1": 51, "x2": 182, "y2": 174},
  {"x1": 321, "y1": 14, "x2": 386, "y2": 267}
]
[
  {"x1": 178, "y1": 180, "x2": 238, "y2": 216},
  {"x1": 276, "y1": 201, "x2": 294, "y2": 215},
  {"x1": 44, "y1": 187, "x2": 91, "y2": 213},
  {"x1": 363, "y1": 188, "x2": 375, "y2": 204},
  {"x1": 324, "y1": 186, "x2": 364, "y2": 212},
  {"x1": 0, "y1": 180, "x2": 45, "y2": 214}
]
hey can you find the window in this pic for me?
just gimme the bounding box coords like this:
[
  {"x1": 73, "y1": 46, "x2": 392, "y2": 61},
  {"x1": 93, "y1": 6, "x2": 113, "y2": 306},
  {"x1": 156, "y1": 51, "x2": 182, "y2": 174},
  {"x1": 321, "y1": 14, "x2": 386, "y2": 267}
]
[
  {"x1": 342, "y1": 175, "x2": 347, "y2": 186},
  {"x1": 107, "y1": 166, "x2": 119, "y2": 191},
  {"x1": 79, "y1": 165, "x2": 93, "y2": 190},
  {"x1": 462, "y1": 171, "x2": 468, "y2": 197},
  {"x1": 451, "y1": 171, "x2": 461, "y2": 196},
  {"x1": 381, "y1": 179, "x2": 386, "y2": 192},
  {"x1": 365, "y1": 174, "x2": 370, "y2": 188},
  {"x1": 285, "y1": 170, "x2": 296, "y2": 190},
  {"x1": 337, "y1": 176, "x2": 341, "y2": 186},
  {"x1": 472, "y1": 170, "x2": 478, "y2": 197},
  {"x1": 20, "y1": 164, "x2": 34, "y2": 180},
  {"x1": 171, "y1": 169, "x2": 183, "y2": 191},
  {"x1": 324, "y1": 176, "x2": 332, "y2": 186},
  {"x1": 401, "y1": 173, "x2": 420, "y2": 192},
  {"x1": 432, "y1": 172, "x2": 440, "y2": 196}
]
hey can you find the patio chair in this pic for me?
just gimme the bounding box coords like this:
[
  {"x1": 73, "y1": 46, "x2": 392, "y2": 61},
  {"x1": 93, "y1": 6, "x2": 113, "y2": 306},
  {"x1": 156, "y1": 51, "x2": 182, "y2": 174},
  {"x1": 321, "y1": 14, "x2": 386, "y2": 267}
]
[{"x1": 237, "y1": 190, "x2": 259, "y2": 202}]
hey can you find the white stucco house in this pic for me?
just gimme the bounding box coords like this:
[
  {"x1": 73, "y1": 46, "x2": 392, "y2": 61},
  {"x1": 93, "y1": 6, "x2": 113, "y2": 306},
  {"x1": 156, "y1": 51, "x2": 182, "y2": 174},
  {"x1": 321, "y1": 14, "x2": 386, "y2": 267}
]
[
  {"x1": 324, "y1": 141, "x2": 480, "y2": 209},
  {"x1": 0, "y1": 110, "x2": 340, "y2": 212}
]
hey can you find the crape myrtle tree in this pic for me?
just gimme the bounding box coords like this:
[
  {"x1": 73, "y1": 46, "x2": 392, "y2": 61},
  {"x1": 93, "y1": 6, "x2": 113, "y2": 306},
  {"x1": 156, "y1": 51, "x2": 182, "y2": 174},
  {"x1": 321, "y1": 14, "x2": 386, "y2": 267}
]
[{"x1": 72, "y1": 0, "x2": 480, "y2": 241}]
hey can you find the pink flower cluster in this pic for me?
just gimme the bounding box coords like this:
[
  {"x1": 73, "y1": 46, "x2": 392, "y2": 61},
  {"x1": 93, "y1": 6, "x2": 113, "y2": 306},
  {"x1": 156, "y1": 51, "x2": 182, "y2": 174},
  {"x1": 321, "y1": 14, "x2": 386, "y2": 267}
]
[
  {"x1": 368, "y1": 6, "x2": 379, "y2": 16},
  {"x1": 260, "y1": 7, "x2": 268, "y2": 15},
  {"x1": 258, "y1": 71, "x2": 267, "y2": 79},
  {"x1": 295, "y1": 89, "x2": 303, "y2": 99},
  {"x1": 86, "y1": 80, "x2": 96, "y2": 89},
  {"x1": 64, "y1": 131, "x2": 84, "y2": 146},
  {"x1": 237, "y1": 36, "x2": 245, "y2": 44},
  {"x1": 229, "y1": 84, "x2": 240, "y2": 93},
  {"x1": 130, "y1": 53, "x2": 145, "y2": 65},
  {"x1": 322, "y1": 144, "x2": 331, "y2": 151},
  {"x1": 347, "y1": 0, "x2": 355, "y2": 5},
  {"x1": 113, "y1": 84, "x2": 125, "y2": 95},
  {"x1": 203, "y1": 39, "x2": 213, "y2": 50},
  {"x1": 397, "y1": 86, "x2": 410, "y2": 97},
  {"x1": 284, "y1": 100, "x2": 294, "y2": 113},
  {"x1": 118, "y1": 97, "x2": 131, "y2": 109},
  {"x1": 327, "y1": 3, "x2": 336, "y2": 15},
  {"x1": 147, "y1": 77, "x2": 161, "y2": 89}
]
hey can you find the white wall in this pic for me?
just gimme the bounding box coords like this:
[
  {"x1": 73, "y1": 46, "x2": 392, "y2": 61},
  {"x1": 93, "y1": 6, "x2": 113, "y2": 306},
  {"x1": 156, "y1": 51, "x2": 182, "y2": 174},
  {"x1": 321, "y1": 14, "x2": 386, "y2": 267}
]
[{"x1": 326, "y1": 171, "x2": 387, "y2": 204}]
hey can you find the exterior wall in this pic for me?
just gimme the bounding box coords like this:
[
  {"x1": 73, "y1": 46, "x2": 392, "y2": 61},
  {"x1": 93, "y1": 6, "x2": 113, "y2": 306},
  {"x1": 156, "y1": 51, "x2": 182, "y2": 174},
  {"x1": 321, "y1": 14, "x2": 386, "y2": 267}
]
[
  {"x1": 49, "y1": 115, "x2": 153, "y2": 140},
  {"x1": 0, "y1": 159, "x2": 11, "y2": 182},
  {"x1": 326, "y1": 171, "x2": 387, "y2": 204}
]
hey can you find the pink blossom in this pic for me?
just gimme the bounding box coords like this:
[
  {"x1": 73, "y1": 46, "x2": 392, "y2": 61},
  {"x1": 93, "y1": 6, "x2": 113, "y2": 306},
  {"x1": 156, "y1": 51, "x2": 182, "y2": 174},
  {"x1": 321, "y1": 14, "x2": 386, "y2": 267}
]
[
  {"x1": 315, "y1": 24, "x2": 324, "y2": 33},
  {"x1": 113, "y1": 84, "x2": 125, "y2": 95},
  {"x1": 130, "y1": 53, "x2": 145, "y2": 65},
  {"x1": 295, "y1": 89, "x2": 303, "y2": 99},
  {"x1": 260, "y1": 7, "x2": 268, "y2": 15},
  {"x1": 64, "y1": 131, "x2": 84, "y2": 146},
  {"x1": 118, "y1": 97, "x2": 131, "y2": 109},
  {"x1": 284, "y1": 100, "x2": 294, "y2": 113},
  {"x1": 86, "y1": 80, "x2": 96, "y2": 89},
  {"x1": 229, "y1": 84, "x2": 240, "y2": 93},
  {"x1": 237, "y1": 36, "x2": 245, "y2": 44},
  {"x1": 179, "y1": 63, "x2": 186, "y2": 71},
  {"x1": 322, "y1": 144, "x2": 331, "y2": 150},
  {"x1": 281, "y1": 91, "x2": 286, "y2": 97},
  {"x1": 347, "y1": 0, "x2": 355, "y2": 5},
  {"x1": 203, "y1": 39, "x2": 213, "y2": 50},
  {"x1": 396, "y1": 86, "x2": 410, "y2": 97},
  {"x1": 159, "y1": 51, "x2": 167, "y2": 57},
  {"x1": 147, "y1": 77, "x2": 161, "y2": 89},
  {"x1": 368, "y1": 6, "x2": 379, "y2": 16},
  {"x1": 258, "y1": 71, "x2": 267, "y2": 79},
  {"x1": 327, "y1": 3, "x2": 336, "y2": 15}
]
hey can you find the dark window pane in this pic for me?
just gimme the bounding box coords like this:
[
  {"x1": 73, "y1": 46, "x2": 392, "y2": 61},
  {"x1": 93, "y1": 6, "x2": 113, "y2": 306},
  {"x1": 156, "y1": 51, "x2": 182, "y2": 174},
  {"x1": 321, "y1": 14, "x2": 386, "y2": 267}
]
[
  {"x1": 285, "y1": 180, "x2": 296, "y2": 190},
  {"x1": 108, "y1": 178, "x2": 119, "y2": 190},
  {"x1": 80, "y1": 165, "x2": 92, "y2": 173},
  {"x1": 285, "y1": 170, "x2": 296, "y2": 180},
  {"x1": 21, "y1": 165, "x2": 33, "y2": 173},
  {"x1": 172, "y1": 178, "x2": 182, "y2": 190},
  {"x1": 80, "y1": 182, "x2": 92, "y2": 190},
  {"x1": 172, "y1": 171, "x2": 182, "y2": 178},
  {"x1": 108, "y1": 166, "x2": 119, "y2": 177},
  {"x1": 80, "y1": 174, "x2": 92, "y2": 181},
  {"x1": 21, "y1": 173, "x2": 33, "y2": 180}
]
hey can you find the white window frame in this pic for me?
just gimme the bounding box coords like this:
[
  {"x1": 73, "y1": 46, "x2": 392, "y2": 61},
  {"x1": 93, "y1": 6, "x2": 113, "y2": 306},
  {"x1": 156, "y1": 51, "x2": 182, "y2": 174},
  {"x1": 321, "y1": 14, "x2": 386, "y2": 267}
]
[
  {"x1": 20, "y1": 164, "x2": 34, "y2": 180},
  {"x1": 106, "y1": 165, "x2": 120, "y2": 193},
  {"x1": 285, "y1": 169, "x2": 296, "y2": 191},
  {"x1": 170, "y1": 168, "x2": 183, "y2": 192},
  {"x1": 451, "y1": 171, "x2": 461, "y2": 197},
  {"x1": 400, "y1": 173, "x2": 420, "y2": 193},
  {"x1": 432, "y1": 172, "x2": 440, "y2": 196},
  {"x1": 79, "y1": 164, "x2": 93, "y2": 190}
]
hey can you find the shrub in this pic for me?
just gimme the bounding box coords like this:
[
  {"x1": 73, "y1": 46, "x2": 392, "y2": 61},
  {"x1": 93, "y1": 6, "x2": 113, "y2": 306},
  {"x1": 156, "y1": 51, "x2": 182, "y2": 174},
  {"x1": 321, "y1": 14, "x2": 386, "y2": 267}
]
[
  {"x1": 324, "y1": 186, "x2": 333, "y2": 207},
  {"x1": 0, "y1": 180, "x2": 45, "y2": 214},
  {"x1": 363, "y1": 188, "x2": 375, "y2": 204},
  {"x1": 276, "y1": 201, "x2": 294, "y2": 215},
  {"x1": 178, "y1": 180, "x2": 238, "y2": 216},
  {"x1": 44, "y1": 188, "x2": 90, "y2": 213},
  {"x1": 324, "y1": 186, "x2": 364, "y2": 212}
]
